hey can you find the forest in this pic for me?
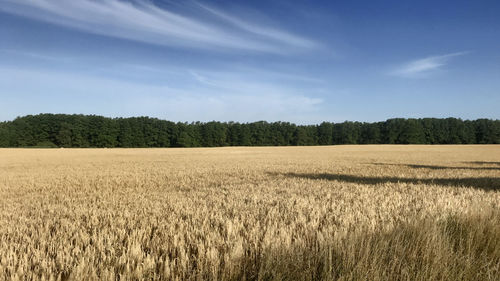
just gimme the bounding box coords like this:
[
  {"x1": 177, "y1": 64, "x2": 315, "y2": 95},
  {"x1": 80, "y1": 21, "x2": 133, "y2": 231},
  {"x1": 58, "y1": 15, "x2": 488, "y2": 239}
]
[{"x1": 0, "y1": 114, "x2": 498, "y2": 147}]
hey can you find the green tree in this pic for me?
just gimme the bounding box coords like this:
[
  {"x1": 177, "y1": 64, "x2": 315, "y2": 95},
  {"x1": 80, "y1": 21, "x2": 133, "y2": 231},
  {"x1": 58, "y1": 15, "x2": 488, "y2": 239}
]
[
  {"x1": 0, "y1": 123, "x2": 10, "y2": 147},
  {"x1": 56, "y1": 122, "x2": 73, "y2": 147},
  {"x1": 0, "y1": 114, "x2": 498, "y2": 147},
  {"x1": 318, "y1": 122, "x2": 333, "y2": 145},
  {"x1": 398, "y1": 119, "x2": 425, "y2": 144},
  {"x1": 360, "y1": 123, "x2": 381, "y2": 144}
]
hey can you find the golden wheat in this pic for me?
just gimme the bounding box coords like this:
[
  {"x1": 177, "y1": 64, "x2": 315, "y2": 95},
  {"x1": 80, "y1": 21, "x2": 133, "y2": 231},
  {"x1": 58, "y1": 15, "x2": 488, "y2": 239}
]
[{"x1": 0, "y1": 145, "x2": 499, "y2": 280}]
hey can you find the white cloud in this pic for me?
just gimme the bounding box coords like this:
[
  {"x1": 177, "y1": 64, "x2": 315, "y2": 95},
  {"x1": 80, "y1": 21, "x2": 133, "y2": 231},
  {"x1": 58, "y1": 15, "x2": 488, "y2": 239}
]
[
  {"x1": 0, "y1": 0, "x2": 318, "y2": 54},
  {"x1": 196, "y1": 2, "x2": 318, "y2": 49},
  {"x1": 0, "y1": 66, "x2": 323, "y2": 123},
  {"x1": 0, "y1": 49, "x2": 73, "y2": 62},
  {"x1": 391, "y1": 51, "x2": 469, "y2": 78},
  {"x1": 145, "y1": 93, "x2": 323, "y2": 123}
]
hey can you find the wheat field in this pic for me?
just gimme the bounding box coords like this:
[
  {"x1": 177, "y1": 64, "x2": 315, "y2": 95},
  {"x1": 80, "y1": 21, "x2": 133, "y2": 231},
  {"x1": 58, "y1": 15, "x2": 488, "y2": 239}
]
[{"x1": 0, "y1": 145, "x2": 499, "y2": 280}]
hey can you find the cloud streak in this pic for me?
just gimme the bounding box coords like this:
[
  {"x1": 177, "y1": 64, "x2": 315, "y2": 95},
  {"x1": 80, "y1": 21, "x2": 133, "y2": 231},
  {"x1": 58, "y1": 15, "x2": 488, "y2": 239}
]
[
  {"x1": 0, "y1": 65, "x2": 324, "y2": 123},
  {"x1": 391, "y1": 52, "x2": 469, "y2": 78},
  {"x1": 0, "y1": 49, "x2": 73, "y2": 62},
  {"x1": 196, "y1": 2, "x2": 318, "y2": 49},
  {"x1": 0, "y1": 0, "x2": 318, "y2": 54}
]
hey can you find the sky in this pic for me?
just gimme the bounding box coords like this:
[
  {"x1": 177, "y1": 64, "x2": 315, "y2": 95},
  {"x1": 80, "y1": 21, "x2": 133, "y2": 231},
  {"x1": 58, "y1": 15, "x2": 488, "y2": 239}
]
[{"x1": 0, "y1": 0, "x2": 499, "y2": 124}]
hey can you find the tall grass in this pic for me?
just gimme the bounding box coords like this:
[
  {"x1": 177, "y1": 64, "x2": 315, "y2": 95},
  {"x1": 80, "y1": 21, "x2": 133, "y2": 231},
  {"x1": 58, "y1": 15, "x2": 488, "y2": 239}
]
[{"x1": 0, "y1": 146, "x2": 498, "y2": 280}]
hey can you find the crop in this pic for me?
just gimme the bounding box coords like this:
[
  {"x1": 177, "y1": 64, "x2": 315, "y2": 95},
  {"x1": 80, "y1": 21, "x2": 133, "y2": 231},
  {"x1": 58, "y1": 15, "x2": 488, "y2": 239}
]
[{"x1": 0, "y1": 145, "x2": 499, "y2": 280}]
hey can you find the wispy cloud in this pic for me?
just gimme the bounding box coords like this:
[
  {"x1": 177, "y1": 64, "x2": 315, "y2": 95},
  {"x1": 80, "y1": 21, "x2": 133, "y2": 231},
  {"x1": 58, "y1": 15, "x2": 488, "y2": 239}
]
[
  {"x1": 391, "y1": 52, "x2": 469, "y2": 78},
  {"x1": 0, "y1": 49, "x2": 73, "y2": 62},
  {"x1": 196, "y1": 2, "x2": 318, "y2": 49},
  {"x1": 0, "y1": 65, "x2": 324, "y2": 123},
  {"x1": 0, "y1": 0, "x2": 318, "y2": 54}
]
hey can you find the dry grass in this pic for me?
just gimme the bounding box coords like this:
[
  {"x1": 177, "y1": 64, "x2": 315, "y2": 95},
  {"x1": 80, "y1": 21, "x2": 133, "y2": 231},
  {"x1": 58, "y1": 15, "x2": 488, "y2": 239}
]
[{"x1": 0, "y1": 145, "x2": 499, "y2": 280}]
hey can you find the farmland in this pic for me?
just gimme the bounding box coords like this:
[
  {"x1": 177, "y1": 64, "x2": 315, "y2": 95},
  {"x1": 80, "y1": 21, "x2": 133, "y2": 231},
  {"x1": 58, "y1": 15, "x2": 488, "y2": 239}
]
[{"x1": 0, "y1": 145, "x2": 499, "y2": 280}]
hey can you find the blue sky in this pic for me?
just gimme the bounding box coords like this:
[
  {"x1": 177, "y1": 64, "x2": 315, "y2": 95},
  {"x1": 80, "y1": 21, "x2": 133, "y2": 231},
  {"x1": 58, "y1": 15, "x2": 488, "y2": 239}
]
[{"x1": 0, "y1": 0, "x2": 499, "y2": 124}]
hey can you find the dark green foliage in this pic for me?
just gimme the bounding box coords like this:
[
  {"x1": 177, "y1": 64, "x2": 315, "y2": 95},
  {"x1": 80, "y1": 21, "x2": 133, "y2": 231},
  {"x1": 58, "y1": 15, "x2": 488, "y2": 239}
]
[
  {"x1": 333, "y1": 121, "x2": 362, "y2": 144},
  {"x1": 201, "y1": 121, "x2": 227, "y2": 147},
  {"x1": 399, "y1": 118, "x2": 426, "y2": 144},
  {"x1": 360, "y1": 122, "x2": 381, "y2": 144},
  {"x1": 318, "y1": 122, "x2": 334, "y2": 145},
  {"x1": 0, "y1": 122, "x2": 8, "y2": 146},
  {"x1": 0, "y1": 114, "x2": 498, "y2": 147}
]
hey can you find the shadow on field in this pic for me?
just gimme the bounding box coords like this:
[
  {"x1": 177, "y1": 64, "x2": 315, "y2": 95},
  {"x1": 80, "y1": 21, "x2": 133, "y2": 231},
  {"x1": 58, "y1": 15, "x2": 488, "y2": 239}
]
[
  {"x1": 278, "y1": 173, "x2": 500, "y2": 191},
  {"x1": 464, "y1": 161, "x2": 500, "y2": 166},
  {"x1": 373, "y1": 163, "x2": 500, "y2": 171}
]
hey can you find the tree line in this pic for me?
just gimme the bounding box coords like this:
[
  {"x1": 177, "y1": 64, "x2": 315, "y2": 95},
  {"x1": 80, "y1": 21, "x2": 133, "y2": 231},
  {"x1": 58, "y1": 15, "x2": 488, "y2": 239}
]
[{"x1": 0, "y1": 114, "x2": 498, "y2": 148}]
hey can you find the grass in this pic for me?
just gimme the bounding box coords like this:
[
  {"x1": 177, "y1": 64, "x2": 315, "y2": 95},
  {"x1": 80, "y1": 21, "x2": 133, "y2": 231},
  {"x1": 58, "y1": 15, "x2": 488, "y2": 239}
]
[{"x1": 0, "y1": 145, "x2": 499, "y2": 280}]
